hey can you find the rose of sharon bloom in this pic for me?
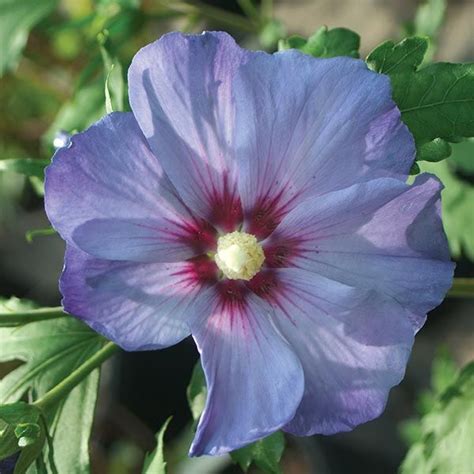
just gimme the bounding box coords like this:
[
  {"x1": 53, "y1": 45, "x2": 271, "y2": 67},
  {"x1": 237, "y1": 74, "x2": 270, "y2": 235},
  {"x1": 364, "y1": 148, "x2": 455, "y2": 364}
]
[{"x1": 45, "y1": 32, "x2": 454, "y2": 456}]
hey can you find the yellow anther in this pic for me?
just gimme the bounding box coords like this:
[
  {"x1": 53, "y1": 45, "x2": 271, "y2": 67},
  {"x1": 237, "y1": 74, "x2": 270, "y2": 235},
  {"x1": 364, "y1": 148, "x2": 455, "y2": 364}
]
[{"x1": 215, "y1": 231, "x2": 265, "y2": 281}]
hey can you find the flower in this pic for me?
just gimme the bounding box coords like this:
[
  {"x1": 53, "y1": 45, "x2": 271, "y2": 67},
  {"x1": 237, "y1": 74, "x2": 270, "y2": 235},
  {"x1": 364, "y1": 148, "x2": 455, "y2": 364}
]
[{"x1": 44, "y1": 31, "x2": 454, "y2": 456}]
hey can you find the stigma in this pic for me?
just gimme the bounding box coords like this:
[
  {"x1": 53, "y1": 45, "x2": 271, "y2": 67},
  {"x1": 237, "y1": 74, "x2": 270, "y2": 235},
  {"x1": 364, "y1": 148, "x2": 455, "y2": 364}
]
[{"x1": 214, "y1": 231, "x2": 265, "y2": 281}]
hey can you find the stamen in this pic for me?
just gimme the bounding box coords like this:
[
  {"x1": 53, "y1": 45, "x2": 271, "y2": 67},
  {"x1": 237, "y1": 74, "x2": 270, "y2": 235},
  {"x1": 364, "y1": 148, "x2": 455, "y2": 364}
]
[{"x1": 214, "y1": 231, "x2": 265, "y2": 281}]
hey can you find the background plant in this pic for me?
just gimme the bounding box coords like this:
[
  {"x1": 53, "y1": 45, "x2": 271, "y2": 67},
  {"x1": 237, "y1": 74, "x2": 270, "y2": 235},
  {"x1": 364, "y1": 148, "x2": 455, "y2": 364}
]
[{"x1": 0, "y1": 0, "x2": 473, "y2": 473}]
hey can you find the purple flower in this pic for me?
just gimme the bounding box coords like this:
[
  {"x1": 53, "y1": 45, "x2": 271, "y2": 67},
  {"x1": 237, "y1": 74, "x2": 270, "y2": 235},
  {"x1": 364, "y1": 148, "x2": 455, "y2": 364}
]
[{"x1": 44, "y1": 32, "x2": 454, "y2": 456}]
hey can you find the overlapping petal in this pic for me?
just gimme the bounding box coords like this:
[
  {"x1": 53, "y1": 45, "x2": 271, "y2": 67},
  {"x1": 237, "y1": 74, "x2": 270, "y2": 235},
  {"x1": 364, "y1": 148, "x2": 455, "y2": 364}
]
[
  {"x1": 264, "y1": 175, "x2": 454, "y2": 329},
  {"x1": 233, "y1": 52, "x2": 414, "y2": 236},
  {"x1": 259, "y1": 268, "x2": 414, "y2": 435},
  {"x1": 60, "y1": 245, "x2": 214, "y2": 350},
  {"x1": 128, "y1": 32, "x2": 414, "y2": 238},
  {"x1": 189, "y1": 290, "x2": 304, "y2": 456},
  {"x1": 45, "y1": 112, "x2": 206, "y2": 263},
  {"x1": 44, "y1": 30, "x2": 455, "y2": 456},
  {"x1": 128, "y1": 32, "x2": 247, "y2": 230}
]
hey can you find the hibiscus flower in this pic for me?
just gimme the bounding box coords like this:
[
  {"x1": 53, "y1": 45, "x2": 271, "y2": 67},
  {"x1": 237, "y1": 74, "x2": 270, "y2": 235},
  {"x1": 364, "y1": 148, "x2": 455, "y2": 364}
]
[{"x1": 45, "y1": 32, "x2": 454, "y2": 456}]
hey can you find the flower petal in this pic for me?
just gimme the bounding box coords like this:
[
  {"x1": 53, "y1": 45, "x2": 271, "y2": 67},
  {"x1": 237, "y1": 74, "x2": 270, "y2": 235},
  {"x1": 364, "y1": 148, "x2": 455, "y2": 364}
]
[
  {"x1": 261, "y1": 268, "x2": 414, "y2": 435},
  {"x1": 60, "y1": 245, "x2": 216, "y2": 350},
  {"x1": 233, "y1": 53, "x2": 414, "y2": 238},
  {"x1": 189, "y1": 290, "x2": 304, "y2": 456},
  {"x1": 264, "y1": 175, "x2": 454, "y2": 328},
  {"x1": 45, "y1": 112, "x2": 206, "y2": 262},
  {"x1": 128, "y1": 32, "x2": 247, "y2": 230}
]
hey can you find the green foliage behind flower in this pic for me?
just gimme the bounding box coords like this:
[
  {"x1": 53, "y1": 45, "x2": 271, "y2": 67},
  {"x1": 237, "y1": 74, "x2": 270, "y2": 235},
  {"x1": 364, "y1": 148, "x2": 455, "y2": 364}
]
[{"x1": 0, "y1": 0, "x2": 473, "y2": 473}]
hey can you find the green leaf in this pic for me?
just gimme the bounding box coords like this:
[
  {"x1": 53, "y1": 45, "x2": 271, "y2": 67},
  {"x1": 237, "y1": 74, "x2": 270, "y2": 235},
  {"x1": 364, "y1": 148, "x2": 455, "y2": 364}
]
[
  {"x1": 99, "y1": 31, "x2": 125, "y2": 113},
  {"x1": 0, "y1": 0, "x2": 58, "y2": 76},
  {"x1": 0, "y1": 159, "x2": 49, "y2": 178},
  {"x1": 366, "y1": 37, "x2": 428, "y2": 75},
  {"x1": 400, "y1": 361, "x2": 474, "y2": 474},
  {"x1": 44, "y1": 81, "x2": 105, "y2": 146},
  {"x1": 416, "y1": 138, "x2": 452, "y2": 163},
  {"x1": 142, "y1": 417, "x2": 171, "y2": 474},
  {"x1": 186, "y1": 360, "x2": 206, "y2": 423},
  {"x1": 0, "y1": 402, "x2": 45, "y2": 473},
  {"x1": 230, "y1": 431, "x2": 285, "y2": 474},
  {"x1": 395, "y1": 62, "x2": 474, "y2": 144},
  {"x1": 419, "y1": 156, "x2": 474, "y2": 260},
  {"x1": 0, "y1": 312, "x2": 105, "y2": 472},
  {"x1": 42, "y1": 371, "x2": 99, "y2": 474},
  {"x1": 279, "y1": 26, "x2": 360, "y2": 58},
  {"x1": 367, "y1": 36, "x2": 474, "y2": 161}
]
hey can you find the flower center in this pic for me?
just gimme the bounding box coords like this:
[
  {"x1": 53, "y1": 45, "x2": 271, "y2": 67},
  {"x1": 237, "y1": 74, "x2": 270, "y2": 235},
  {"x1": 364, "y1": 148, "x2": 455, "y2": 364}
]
[{"x1": 214, "y1": 231, "x2": 265, "y2": 281}]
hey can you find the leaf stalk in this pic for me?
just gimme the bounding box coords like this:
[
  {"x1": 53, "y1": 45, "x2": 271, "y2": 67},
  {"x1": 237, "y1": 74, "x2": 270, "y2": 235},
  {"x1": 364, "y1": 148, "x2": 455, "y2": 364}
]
[
  {"x1": 0, "y1": 307, "x2": 66, "y2": 327},
  {"x1": 33, "y1": 342, "x2": 119, "y2": 411}
]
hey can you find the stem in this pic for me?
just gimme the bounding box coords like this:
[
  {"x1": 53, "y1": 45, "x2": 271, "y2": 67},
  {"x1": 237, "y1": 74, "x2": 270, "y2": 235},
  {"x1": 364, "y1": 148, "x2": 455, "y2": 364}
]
[
  {"x1": 33, "y1": 342, "x2": 119, "y2": 411},
  {"x1": 0, "y1": 307, "x2": 66, "y2": 326},
  {"x1": 25, "y1": 227, "x2": 56, "y2": 243},
  {"x1": 448, "y1": 278, "x2": 474, "y2": 298}
]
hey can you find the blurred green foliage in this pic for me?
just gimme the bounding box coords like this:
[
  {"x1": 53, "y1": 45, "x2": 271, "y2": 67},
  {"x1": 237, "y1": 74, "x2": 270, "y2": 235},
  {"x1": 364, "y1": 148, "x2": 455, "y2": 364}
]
[
  {"x1": 400, "y1": 352, "x2": 474, "y2": 474},
  {"x1": 0, "y1": 0, "x2": 276, "y2": 163},
  {"x1": 0, "y1": 0, "x2": 473, "y2": 473}
]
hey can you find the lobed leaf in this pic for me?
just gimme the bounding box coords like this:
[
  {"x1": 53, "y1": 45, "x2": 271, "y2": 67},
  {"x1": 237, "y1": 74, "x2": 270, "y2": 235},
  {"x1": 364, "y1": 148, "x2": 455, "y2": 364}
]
[
  {"x1": 279, "y1": 26, "x2": 360, "y2": 58},
  {"x1": 395, "y1": 62, "x2": 474, "y2": 144},
  {"x1": 366, "y1": 37, "x2": 428, "y2": 75},
  {"x1": 0, "y1": 310, "x2": 105, "y2": 472},
  {"x1": 415, "y1": 138, "x2": 451, "y2": 163},
  {"x1": 142, "y1": 417, "x2": 172, "y2": 474},
  {"x1": 367, "y1": 37, "x2": 474, "y2": 163}
]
